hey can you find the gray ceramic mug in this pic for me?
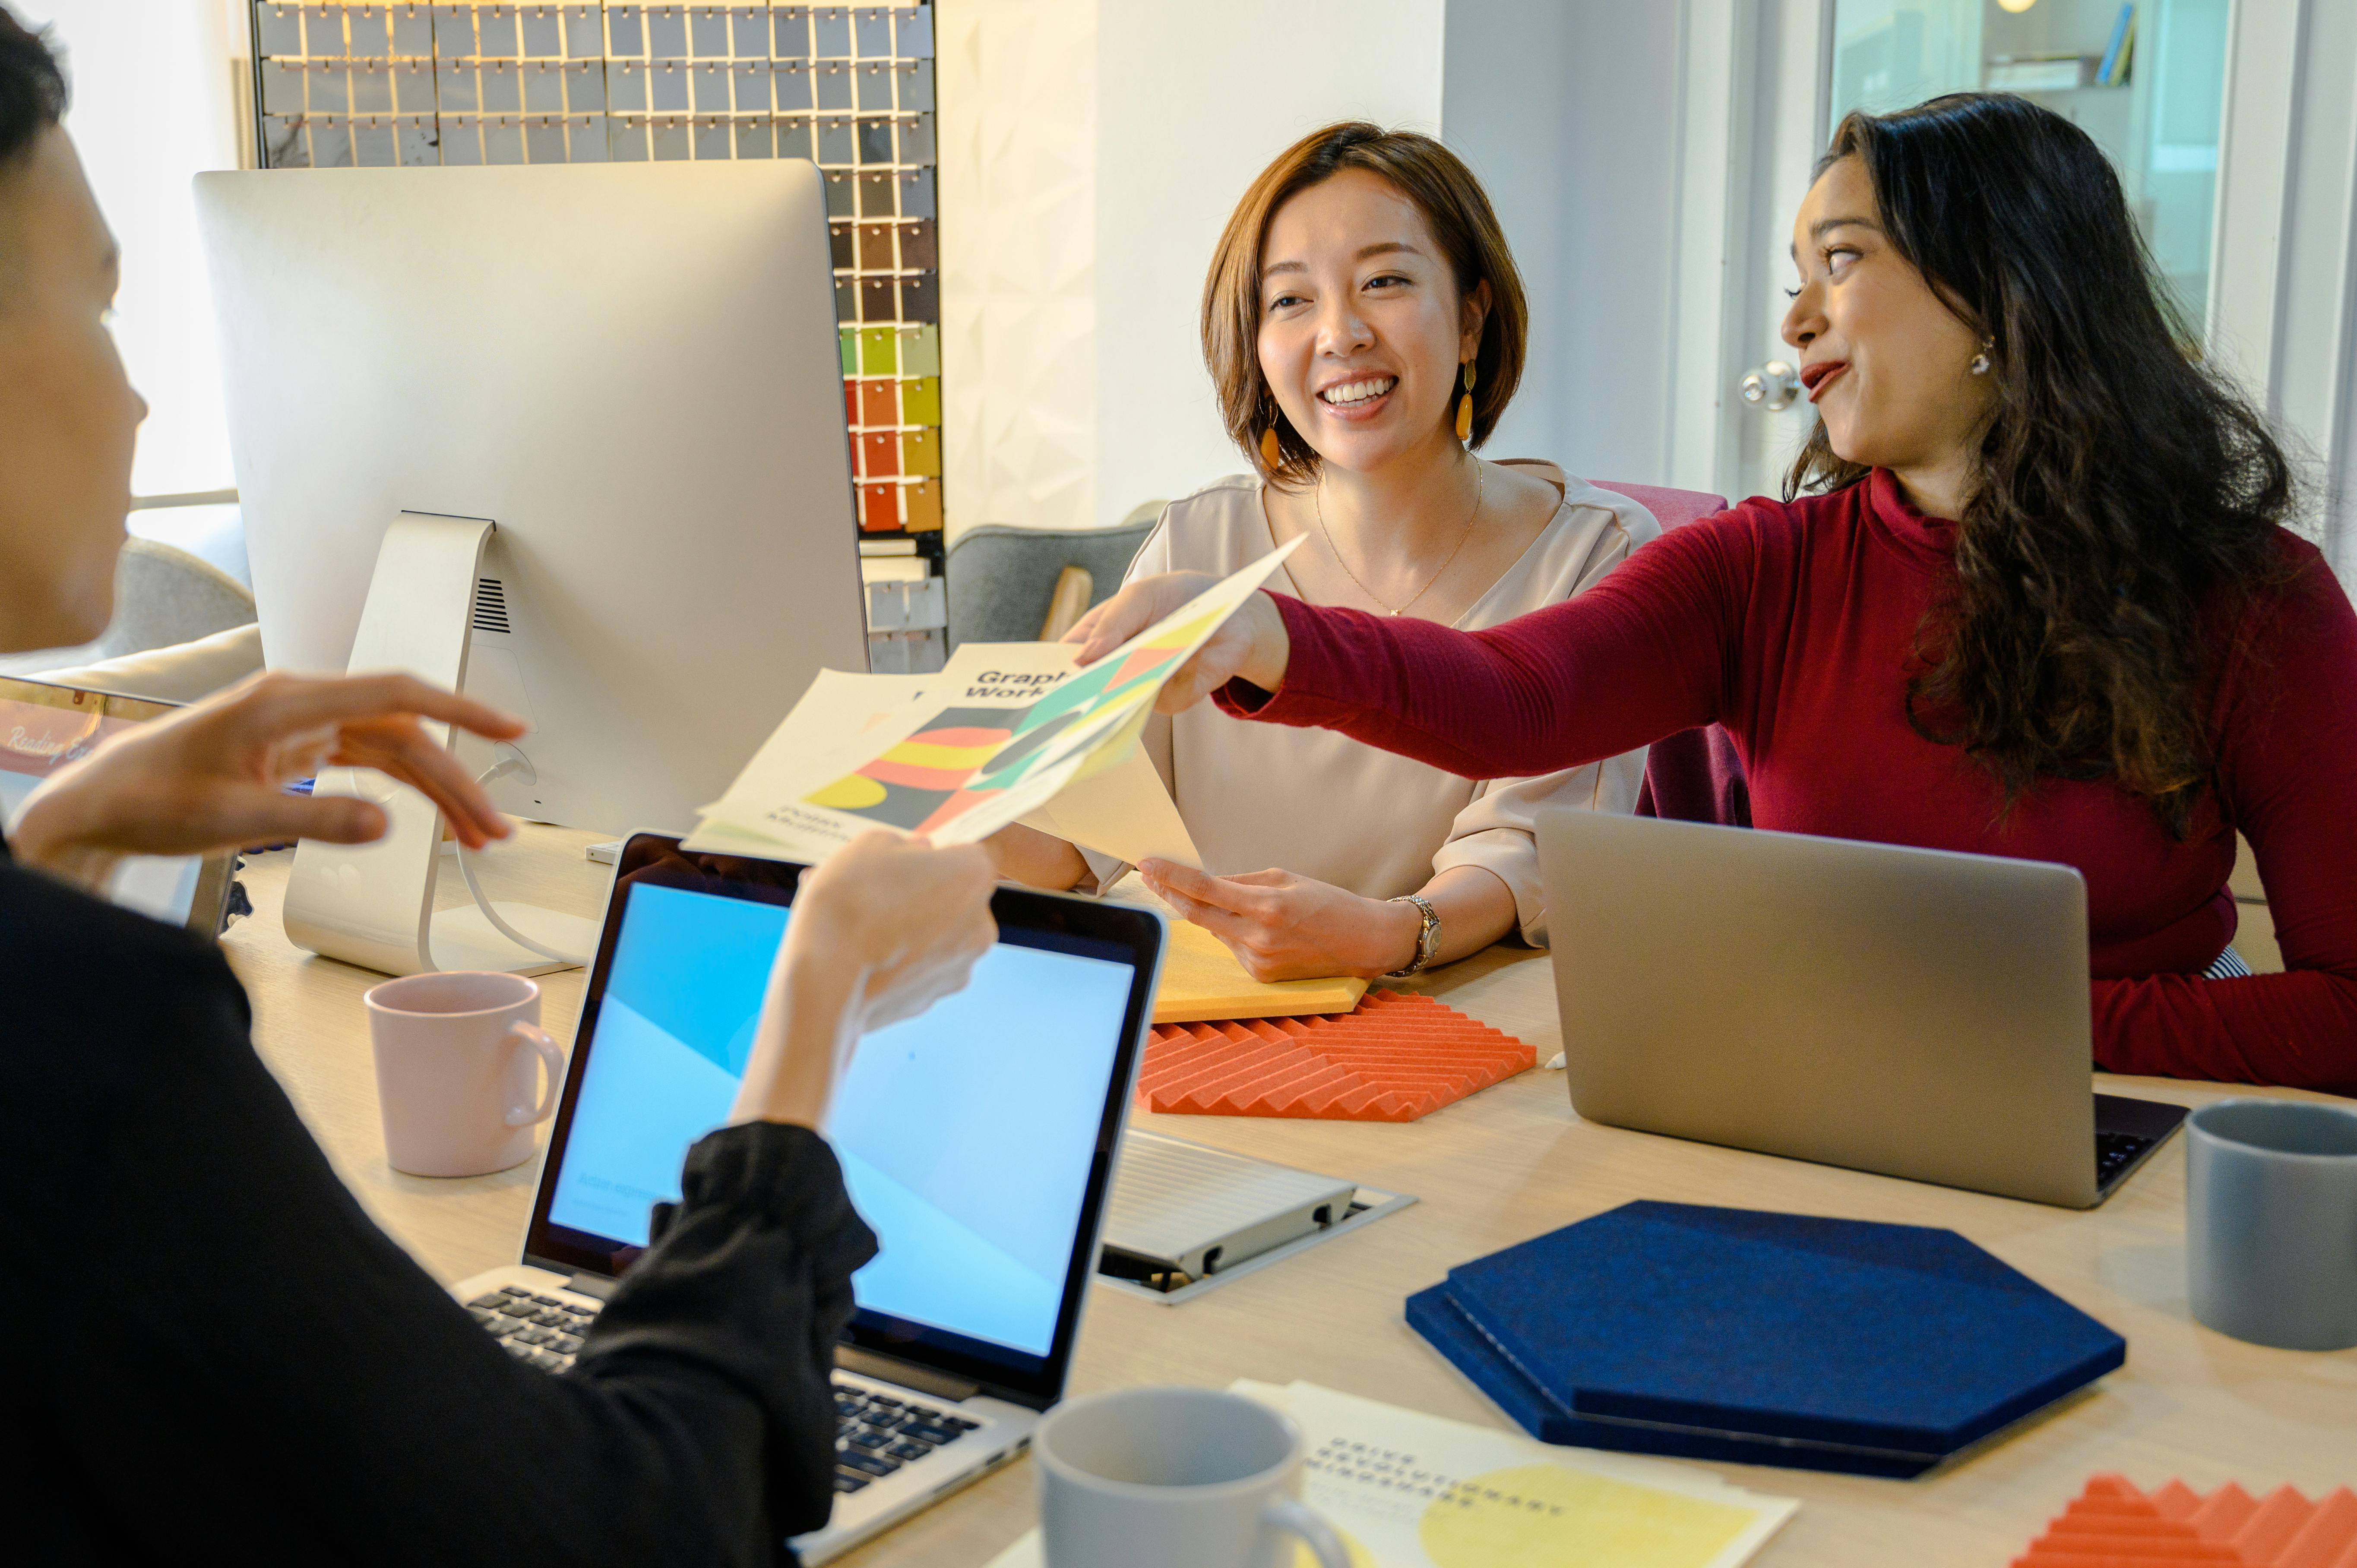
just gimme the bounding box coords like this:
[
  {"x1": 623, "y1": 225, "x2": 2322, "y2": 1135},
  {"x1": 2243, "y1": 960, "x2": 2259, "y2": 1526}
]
[
  {"x1": 1034, "y1": 1387, "x2": 1348, "y2": 1568},
  {"x1": 2186, "y1": 1099, "x2": 2357, "y2": 1351}
]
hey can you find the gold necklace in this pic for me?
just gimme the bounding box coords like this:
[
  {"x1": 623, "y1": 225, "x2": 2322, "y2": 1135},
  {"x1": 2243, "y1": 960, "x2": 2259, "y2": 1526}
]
[{"x1": 1315, "y1": 459, "x2": 1485, "y2": 616}]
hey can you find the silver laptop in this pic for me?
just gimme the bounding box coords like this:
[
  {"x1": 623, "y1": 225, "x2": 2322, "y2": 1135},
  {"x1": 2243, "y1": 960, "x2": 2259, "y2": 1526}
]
[
  {"x1": 1537, "y1": 810, "x2": 2186, "y2": 1208},
  {"x1": 452, "y1": 833, "x2": 1164, "y2": 1562}
]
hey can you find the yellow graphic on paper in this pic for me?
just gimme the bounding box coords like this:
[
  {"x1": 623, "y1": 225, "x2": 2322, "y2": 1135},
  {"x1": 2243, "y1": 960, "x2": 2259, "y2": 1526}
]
[
  {"x1": 805, "y1": 773, "x2": 889, "y2": 810},
  {"x1": 1416, "y1": 1465, "x2": 1756, "y2": 1568},
  {"x1": 1294, "y1": 1527, "x2": 1379, "y2": 1568}
]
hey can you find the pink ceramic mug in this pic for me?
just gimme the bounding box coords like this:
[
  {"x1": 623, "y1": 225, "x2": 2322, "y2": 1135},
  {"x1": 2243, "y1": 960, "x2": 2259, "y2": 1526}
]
[{"x1": 364, "y1": 971, "x2": 566, "y2": 1177}]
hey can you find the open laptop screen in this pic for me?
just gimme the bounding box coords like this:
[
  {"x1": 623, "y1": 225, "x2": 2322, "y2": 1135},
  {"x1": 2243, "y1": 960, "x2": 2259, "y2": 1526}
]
[
  {"x1": 0, "y1": 677, "x2": 234, "y2": 936},
  {"x1": 525, "y1": 837, "x2": 1161, "y2": 1402}
]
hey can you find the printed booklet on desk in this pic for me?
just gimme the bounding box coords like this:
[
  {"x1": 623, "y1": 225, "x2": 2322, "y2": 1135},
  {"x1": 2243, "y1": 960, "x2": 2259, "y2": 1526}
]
[
  {"x1": 981, "y1": 1379, "x2": 1795, "y2": 1568},
  {"x1": 684, "y1": 537, "x2": 1302, "y2": 866}
]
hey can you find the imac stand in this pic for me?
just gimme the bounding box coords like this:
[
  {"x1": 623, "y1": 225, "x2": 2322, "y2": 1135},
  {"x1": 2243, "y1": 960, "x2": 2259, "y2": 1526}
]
[{"x1": 281, "y1": 511, "x2": 599, "y2": 977}]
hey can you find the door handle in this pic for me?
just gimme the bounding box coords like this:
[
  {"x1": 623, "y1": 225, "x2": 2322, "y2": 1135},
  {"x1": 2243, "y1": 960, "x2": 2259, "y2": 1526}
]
[{"x1": 1738, "y1": 360, "x2": 1801, "y2": 412}]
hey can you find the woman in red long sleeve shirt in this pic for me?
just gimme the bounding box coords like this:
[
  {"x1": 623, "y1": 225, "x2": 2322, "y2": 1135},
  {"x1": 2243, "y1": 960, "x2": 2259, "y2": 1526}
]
[{"x1": 1074, "y1": 94, "x2": 2357, "y2": 1096}]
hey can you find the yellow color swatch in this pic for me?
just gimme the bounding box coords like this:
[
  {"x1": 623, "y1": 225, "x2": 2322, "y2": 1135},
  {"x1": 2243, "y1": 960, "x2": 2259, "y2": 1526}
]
[
  {"x1": 902, "y1": 479, "x2": 943, "y2": 532},
  {"x1": 902, "y1": 428, "x2": 943, "y2": 477},
  {"x1": 900, "y1": 375, "x2": 941, "y2": 424},
  {"x1": 859, "y1": 326, "x2": 897, "y2": 376}
]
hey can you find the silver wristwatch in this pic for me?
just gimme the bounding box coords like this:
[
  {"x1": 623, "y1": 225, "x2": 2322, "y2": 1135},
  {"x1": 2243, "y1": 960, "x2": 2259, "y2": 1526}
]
[{"x1": 1385, "y1": 893, "x2": 1442, "y2": 979}]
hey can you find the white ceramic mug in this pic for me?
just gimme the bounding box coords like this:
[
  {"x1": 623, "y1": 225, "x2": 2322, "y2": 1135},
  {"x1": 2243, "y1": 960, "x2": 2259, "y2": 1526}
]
[
  {"x1": 2187, "y1": 1099, "x2": 2357, "y2": 1350},
  {"x1": 364, "y1": 970, "x2": 565, "y2": 1177},
  {"x1": 1034, "y1": 1387, "x2": 1349, "y2": 1568}
]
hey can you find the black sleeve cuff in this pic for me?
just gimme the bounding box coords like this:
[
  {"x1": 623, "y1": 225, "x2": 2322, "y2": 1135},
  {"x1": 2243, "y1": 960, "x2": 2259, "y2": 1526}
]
[{"x1": 582, "y1": 1121, "x2": 879, "y2": 1543}]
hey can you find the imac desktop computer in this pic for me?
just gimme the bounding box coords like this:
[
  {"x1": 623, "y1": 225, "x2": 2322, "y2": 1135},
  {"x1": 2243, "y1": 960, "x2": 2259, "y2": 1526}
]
[{"x1": 196, "y1": 162, "x2": 869, "y2": 976}]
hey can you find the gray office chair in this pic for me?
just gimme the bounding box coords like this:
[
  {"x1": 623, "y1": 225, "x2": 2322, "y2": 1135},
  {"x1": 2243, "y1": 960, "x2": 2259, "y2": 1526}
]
[
  {"x1": 943, "y1": 502, "x2": 1164, "y2": 650},
  {"x1": 0, "y1": 537, "x2": 257, "y2": 679}
]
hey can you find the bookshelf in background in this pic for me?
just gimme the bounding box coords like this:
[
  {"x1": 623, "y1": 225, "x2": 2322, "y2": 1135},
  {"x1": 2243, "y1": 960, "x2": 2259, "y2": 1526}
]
[{"x1": 250, "y1": 2, "x2": 947, "y2": 672}]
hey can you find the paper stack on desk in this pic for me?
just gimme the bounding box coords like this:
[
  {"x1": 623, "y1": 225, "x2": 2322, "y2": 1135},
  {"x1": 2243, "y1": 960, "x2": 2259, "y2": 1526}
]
[
  {"x1": 1151, "y1": 915, "x2": 1370, "y2": 1023},
  {"x1": 1232, "y1": 1381, "x2": 1797, "y2": 1568},
  {"x1": 684, "y1": 539, "x2": 1300, "y2": 866},
  {"x1": 981, "y1": 1380, "x2": 1796, "y2": 1568}
]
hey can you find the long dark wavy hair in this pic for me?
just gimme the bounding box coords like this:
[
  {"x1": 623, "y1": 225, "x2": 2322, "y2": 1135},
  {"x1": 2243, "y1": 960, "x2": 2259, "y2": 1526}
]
[{"x1": 1788, "y1": 94, "x2": 2297, "y2": 837}]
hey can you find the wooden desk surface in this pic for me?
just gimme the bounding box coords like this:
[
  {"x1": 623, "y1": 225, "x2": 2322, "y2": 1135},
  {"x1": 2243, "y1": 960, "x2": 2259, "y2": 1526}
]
[{"x1": 224, "y1": 825, "x2": 2357, "y2": 1568}]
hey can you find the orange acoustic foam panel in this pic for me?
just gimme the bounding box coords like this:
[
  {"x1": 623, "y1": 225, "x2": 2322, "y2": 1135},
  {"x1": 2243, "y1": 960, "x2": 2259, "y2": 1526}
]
[
  {"x1": 1136, "y1": 989, "x2": 1535, "y2": 1123},
  {"x1": 2013, "y1": 1474, "x2": 2357, "y2": 1568}
]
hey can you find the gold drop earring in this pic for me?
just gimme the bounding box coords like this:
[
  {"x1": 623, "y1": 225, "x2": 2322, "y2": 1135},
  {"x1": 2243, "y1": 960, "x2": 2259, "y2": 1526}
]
[
  {"x1": 1970, "y1": 338, "x2": 1994, "y2": 376},
  {"x1": 1259, "y1": 392, "x2": 1287, "y2": 471},
  {"x1": 1455, "y1": 360, "x2": 1477, "y2": 443}
]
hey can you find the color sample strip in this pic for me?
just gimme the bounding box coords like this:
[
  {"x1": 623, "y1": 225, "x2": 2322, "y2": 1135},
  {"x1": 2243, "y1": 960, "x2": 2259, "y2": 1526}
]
[
  {"x1": 1137, "y1": 990, "x2": 1534, "y2": 1123},
  {"x1": 2012, "y1": 1474, "x2": 2357, "y2": 1568}
]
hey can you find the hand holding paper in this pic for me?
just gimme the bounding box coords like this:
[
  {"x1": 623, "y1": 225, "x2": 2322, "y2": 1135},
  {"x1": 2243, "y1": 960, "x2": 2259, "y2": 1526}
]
[{"x1": 1065, "y1": 555, "x2": 1297, "y2": 712}]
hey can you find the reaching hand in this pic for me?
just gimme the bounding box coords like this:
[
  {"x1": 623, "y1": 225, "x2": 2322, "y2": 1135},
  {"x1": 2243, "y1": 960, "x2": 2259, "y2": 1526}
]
[
  {"x1": 799, "y1": 833, "x2": 1000, "y2": 1034},
  {"x1": 732, "y1": 833, "x2": 999, "y2": 1129},
  {"x1": 1064, "y1": 572, "x2": 1293, "y2": 713},
  {"x1": 1138, "y1": 857, "x2": 1421, "y2": 982},
  {"x1": 9, "y1": 669, "x2": 525, "y2": 888}
]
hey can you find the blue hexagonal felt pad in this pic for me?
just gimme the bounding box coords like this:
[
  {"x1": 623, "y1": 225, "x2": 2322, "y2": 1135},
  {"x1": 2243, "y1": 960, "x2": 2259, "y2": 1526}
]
[{"x1": 1406, "y1": 1201, "x2": 2124, "y2": 1477}]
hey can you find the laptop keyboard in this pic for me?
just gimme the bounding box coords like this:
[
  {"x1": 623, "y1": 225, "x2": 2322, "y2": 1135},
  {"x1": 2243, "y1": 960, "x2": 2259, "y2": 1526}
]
[
  {"x1": 2096, "y1": 1130, "x2": 2155, "y2": 1187},
  {"x1": 829, "y1": 1380, "x2": 980, "y2": 1493},
  {"x1": 465, "y1": 1286, "x2": 979, "y2": 1493},
  {"x1": 469, "y1": 1287, "x2": 593, "y2": 1370}
]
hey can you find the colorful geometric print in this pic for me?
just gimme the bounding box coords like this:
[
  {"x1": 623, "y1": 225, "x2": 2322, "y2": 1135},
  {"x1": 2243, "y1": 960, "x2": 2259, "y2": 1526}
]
[
  {"x1": 800, "y1": 606, "x2": 1222, "y2": 836},
  {"x1": 803, "y1": 707, "x2": 1012, "y2": 833}
]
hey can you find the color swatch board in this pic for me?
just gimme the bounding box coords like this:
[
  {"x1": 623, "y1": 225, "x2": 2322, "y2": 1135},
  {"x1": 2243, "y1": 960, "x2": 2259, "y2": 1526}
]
[
  {"x1": 1138, "y1": 989, "x2": 1537, "y2": 1123},
  {"x1": 253, "y1": 4, "x2": 948, "y2": 543},
  {"x1": 2014, "y1": 1474, "x2": 2357, "y2": 1568}
]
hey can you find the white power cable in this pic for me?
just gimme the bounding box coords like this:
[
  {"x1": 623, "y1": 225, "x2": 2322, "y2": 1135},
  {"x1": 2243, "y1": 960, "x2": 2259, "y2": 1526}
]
[{"x1": 456, "y1": 749, "x2": 591, "y2": 967}]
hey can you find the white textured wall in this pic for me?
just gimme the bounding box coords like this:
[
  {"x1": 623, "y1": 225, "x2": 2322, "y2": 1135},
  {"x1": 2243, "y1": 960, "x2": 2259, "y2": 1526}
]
[
  {"x1": 1091, "y1": 0, "x2": 1447, "y2": 523},
  {"x1": 936, "y1": 0, "x2": 1099, "y2": 535},
  {"x1": 16, "y1": 0, "x2": 248, "y2": 496},
  {"x1": 936, "y1": 0, "x2": 1685, "y2": 534},
  {"x1": 1440, "y1": 0, "x2": 1682, "y2": 489}
]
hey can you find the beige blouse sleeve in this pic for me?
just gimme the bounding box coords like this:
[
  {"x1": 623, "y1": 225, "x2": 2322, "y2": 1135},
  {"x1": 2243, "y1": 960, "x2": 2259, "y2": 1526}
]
[{"x1": 1427, "y1": 512, "x2": 1651, "y2": 948}]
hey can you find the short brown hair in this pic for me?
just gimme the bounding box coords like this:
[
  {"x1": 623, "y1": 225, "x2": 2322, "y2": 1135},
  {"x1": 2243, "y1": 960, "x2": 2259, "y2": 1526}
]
[{"x1": 1202, "y1": 122, "x2": 1527, "y2": 485}]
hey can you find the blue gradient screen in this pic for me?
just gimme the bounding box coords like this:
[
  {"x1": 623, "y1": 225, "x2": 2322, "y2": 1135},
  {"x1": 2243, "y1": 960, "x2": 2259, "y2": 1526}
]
[{"x1": 547, "y1": 882, "x2": 1135, "y2": 1356}]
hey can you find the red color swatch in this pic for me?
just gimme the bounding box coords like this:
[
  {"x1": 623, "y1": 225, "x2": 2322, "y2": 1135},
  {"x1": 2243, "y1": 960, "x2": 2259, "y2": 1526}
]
[
  {"x1": 1136, "y1": 989, "x2": 1534, "y2": 1123},
  {"x1": 2013, "y1": 1475, "x2": 2357, "y2": 1568}
]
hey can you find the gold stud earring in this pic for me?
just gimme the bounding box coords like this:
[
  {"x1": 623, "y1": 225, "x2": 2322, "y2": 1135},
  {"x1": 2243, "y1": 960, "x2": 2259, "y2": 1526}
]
[
  {"x1": 1260, "y1": 424, "x2": 1284, "y2": 470},
  {"x1": 1455, "y1": 361, "x2": 1477, "y2": 443}
]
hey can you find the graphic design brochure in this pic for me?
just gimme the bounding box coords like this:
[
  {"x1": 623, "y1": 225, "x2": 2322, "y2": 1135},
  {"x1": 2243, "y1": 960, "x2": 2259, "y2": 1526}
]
[{"x1": 685, "y1": 539, "x2": 1301, "y2": 865}]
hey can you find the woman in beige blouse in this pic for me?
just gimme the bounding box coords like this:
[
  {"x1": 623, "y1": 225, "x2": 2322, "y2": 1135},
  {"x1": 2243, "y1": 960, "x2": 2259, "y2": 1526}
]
[{"x1": 994, "y1": 123, "x2": 1656, "y2": 980}]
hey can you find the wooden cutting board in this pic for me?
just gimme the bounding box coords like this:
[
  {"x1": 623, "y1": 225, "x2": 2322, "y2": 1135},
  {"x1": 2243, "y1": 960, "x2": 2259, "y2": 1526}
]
[{"x1": 1151, "y1": 917, "x2": 1368, "y2": 1024}]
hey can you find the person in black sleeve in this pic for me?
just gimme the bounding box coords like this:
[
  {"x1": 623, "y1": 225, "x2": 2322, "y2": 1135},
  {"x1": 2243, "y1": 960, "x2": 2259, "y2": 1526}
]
[{"x1": 0, "y1": 11, "x2": 999, "y2": 1561}]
